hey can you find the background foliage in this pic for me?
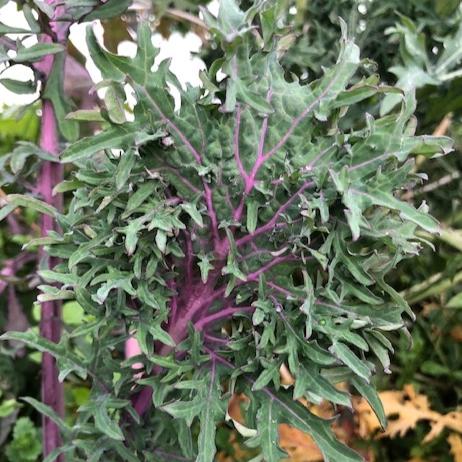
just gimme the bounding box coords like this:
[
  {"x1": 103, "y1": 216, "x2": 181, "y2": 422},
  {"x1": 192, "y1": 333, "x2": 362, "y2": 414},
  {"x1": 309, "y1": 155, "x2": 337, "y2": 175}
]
[{"x1": 0, "y1": 0, "x2": 461, "y2": 461}]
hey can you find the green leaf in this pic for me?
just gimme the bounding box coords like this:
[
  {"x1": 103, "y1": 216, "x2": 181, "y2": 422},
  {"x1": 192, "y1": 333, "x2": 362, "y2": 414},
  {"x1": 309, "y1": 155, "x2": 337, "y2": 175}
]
[
  {"x1": 246, "y1": 200, "x2": 259, "y2": 233},
  {"x1": 39, "y1": 270, "x2": 75, "y2": 285},
  {"x1": 123, "y1": 219, "x2": 143, "y2": 255},
  {"x1": 329, "y1": 341, "x2": 372, "y2": 382},
  {"x1": 351, "y1": 376, "x2": 387, "y2": 429},
  {"x1": 61, "y1": 124, "x2": 157, "y2": 163},
  {"x1": 256, "y1": 390, "x2": 362, "y2": 462},
  {"x1": 86, "y1": 26, "x2": 126, "y2": 81},
  {"x1": 0, "y1": 398, "x2": 19, "y2": 418},
  {"x1": 0, "y1": 22, "x2": 30, "y2": 34},
  {"x1": 294, "y1": 364, "x2": 351, "y2": 407},
  {"x1": 161, "y1": 398, "x2": 202, "y2": 426},
  {"x1": 52, "y1": 179, "x2": 85, "y2": 195},
  {"x1": 5, "y1": 417, "x2": 42, "y2": 462},
  {"x1": 115, "y1": 149, "x2": 136, "y2": 190},
  {"x1": 447, "y1": 292, "x2": 462, "y2": 308},
  {"x1": 181, "y1": 202, "x2": 204, "y2": 227},
  {"x1": 198, "y1": 254, "x2": 214, "y2": 284},
  {"x1": 0, "y1": 330, "x2": 87, "y2": 379},
  {"x1": 0, "y1": 204, "x2": 16, "y2": 222},
  {"x1": 124, "y1": 182, "x2": 156, "y2": 215},
  {"x1": 94, "y1": 397, "x2": 125, "y2": 441},
  {"x1": 62, "y1": 301, "x2": 85, "y2": 325},
  {"x1": 0, "y1": 78, "x2": 36, "y2": 94},
  {"x1": 21, "y1": 397, "x2": 71, "y2": 435},
  {"x1": 7, "y1": 194, "x2": 57, "y2": 216},
  {"x1": 252, "y1": 363, "x2": 279, "y2": 391},
  {"x1": 37, "y1": 285, "x2": 74, "y2": 302},
  {"x1": 148, "y1": 323, "x2": 175, "y2": 347},
  {"x1": 104, "y1": 82, "x2": 127, "y2": 124},
  {"x1": 235, "y1": 79, "x2": 273, "y2": 114},
  {"x1": 102, "y1": 22, "x2": 159, "y2": 85},
  {"x1": 14, "y1": 43, "x2": 64, "y2": 63},
  {"x1": 43, "y1": 445, "x2": 75, "y2": 462},
  {"x1": 33, "y1": 0, "x2": 54, "y2": 18},
  {"x1": 65, "y1": 109, "x2": 105, "y2": 122},
  {"x1": 196, "y1": 362, "x2": 224, "y2": 462},
  {"x1": 255, "y1": 400, "x2": 287, "y2": 462},
  {"x1": 84, "y1": 0, "x2": 131, "y2": 21},
  {"x1": 156, "y1": 230, "x2": 167, "y2": 253}
]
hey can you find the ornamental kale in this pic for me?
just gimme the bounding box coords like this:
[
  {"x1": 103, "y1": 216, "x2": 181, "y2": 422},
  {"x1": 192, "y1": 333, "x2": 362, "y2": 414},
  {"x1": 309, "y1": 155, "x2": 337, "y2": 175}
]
[{"x1": 1, "y1": 0, "x2": 453, "y2": 460}]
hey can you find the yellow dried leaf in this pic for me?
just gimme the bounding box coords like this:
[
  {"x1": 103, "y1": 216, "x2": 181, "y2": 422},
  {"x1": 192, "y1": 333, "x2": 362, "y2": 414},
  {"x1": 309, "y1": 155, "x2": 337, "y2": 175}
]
[
  {"x1": 424, "y1": 412, "x2": 462, "y2": 443},
  {"x1": 280, "y1": 424, "x2": 323, "y2": 461},
  {"x1": 355, "y1": 384, "x2": 462, "y2": 443},
  {"x1": 448, "y1": 433, "x2": 462, "y2": 462}
]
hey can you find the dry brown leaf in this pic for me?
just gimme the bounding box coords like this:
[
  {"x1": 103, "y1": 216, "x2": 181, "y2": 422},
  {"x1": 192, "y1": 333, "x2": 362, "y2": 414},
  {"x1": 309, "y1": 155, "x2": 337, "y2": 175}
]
[
  {"x1": 279, "y1": 424, "x2": 323, "y2": 461},
  {"x1": 451, "y1": 325, "x2": 462, "y2": 342},
  {"x1": 433, "y1": 113, "x2": 453, "y2": 137},
  {"x1": 448, "y1": 433, "x2": 462, "y2": 462},
  {"x1": 424, "y1": 412, "x2": 462, "y2": 443},
  {"x1": 280, "y1": 363, "x2": 295, "y2": 386},
  {"x1": 355, "y1": 384, "x2": 462, "y2": 443}
]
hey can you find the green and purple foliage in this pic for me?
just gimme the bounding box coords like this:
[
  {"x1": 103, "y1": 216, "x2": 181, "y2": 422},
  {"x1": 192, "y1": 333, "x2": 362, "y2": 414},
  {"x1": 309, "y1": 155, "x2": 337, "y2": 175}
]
[{"x1": 1, "y1": 0, "x2": 454, "y2": 460}]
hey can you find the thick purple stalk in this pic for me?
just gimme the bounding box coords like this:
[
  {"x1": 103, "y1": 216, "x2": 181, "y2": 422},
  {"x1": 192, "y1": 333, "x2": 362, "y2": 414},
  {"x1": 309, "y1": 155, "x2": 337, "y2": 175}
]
[
  {"x1": 131, "y1": 253, "x2": 299, "y2": 416},
  {"x1": 38, "y1": 99, "x2": 65, "y2": 462},
  {"x1": 34, "y1": 2, "x2": 69, "y2": 459}
]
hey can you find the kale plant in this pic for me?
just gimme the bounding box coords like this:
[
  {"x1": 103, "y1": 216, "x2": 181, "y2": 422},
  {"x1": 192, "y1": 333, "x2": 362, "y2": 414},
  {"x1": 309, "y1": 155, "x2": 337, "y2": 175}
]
[{"x1": 2, "y1": 0, "x2": 453, "y2": 460}]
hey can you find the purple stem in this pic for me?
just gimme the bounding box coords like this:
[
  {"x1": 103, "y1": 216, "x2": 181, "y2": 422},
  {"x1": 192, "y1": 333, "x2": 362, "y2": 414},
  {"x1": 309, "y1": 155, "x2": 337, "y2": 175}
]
[
  {"x1": 201, "y1": 255, "x2": 300, "y2": 309},
  {"x1": 33, "y1": 3, "x2": 70, "y2": 459},
  {"x1": 150, "y1": 166, "x2": 201, "y2": 194},
  {"x1": 263, "y1": 76, "x2": 338, "y2": 160},
  {"x1": 243, "y1": 255, "x2": 299, "y2": 284},
  {"x1": 38, "y1": 101, "x2": 65, "y2": 462},
  {"x1": 236, "y1": 180, "x2": 315, "y2": 248},
  {"x1": 203, "y1": 182, "x2": 221, "y2": 249},
  {"x1": 132, "y1": 251, "x2": 299, "y2": 415},
  {"x1": 132, "y1": 278, "x2": 219, "y2": 415},
  {"x1": 194, "y1": 306, "x2": 253, "y2": 331},
  {"x1": 267, "y1": 281, "x2": 301, "y2": 299},
  {"x1": 245, "y1": 90, "x2": 272, "y2": 191},
  {"x1": 233, "y1": 90, "x2": 273, "y2": 222},
  {"x1": 204, "y1": 333, "x2": 229, "y2": 345}
]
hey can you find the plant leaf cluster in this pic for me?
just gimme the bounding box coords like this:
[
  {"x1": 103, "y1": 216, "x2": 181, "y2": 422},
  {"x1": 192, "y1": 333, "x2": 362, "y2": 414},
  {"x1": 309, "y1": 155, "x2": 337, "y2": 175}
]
[{"x1": 0, "y1": 0, "x2": 455, "y2": 460}]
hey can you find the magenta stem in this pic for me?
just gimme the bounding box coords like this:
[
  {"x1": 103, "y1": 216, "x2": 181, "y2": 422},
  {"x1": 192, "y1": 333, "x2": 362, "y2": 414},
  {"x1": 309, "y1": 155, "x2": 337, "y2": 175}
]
[
  {"x1": 194, "y1": 306, "x2": 253, "y2": 331},
  {"x1": 236, "y1": 180, "x2": 315, "y2": 248},
  {"x1": 38, "y1": 100, "x2": 65, "y2": 462},
  {"x1": 34, "y1": 2, "x2": 70, "y2": 459}
]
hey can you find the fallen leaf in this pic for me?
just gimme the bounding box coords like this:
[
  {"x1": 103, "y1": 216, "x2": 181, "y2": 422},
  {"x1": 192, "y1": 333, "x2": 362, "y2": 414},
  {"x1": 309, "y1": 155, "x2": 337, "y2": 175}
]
[
  {"x1": 448, "y1": 433, "x2": 462, "y2": 462},
  {"x1": 355, "y1": 384, "x2": 462, "y2": 442}
]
